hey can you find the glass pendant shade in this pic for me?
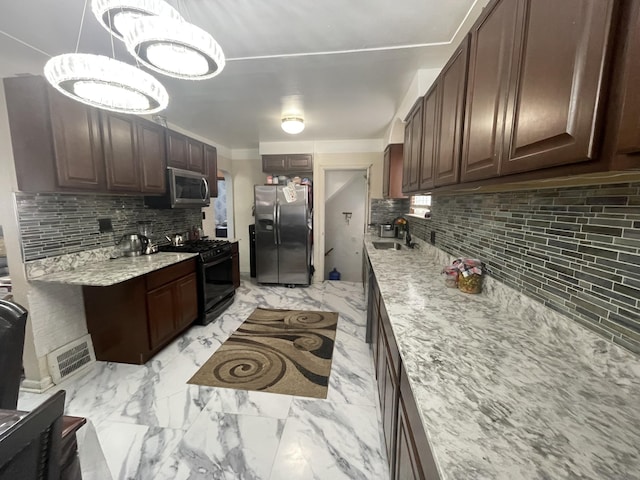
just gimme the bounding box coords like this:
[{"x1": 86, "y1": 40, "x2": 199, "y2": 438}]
[
  {"x1": 91, "y1": 0, "x2": 182, "y2": 40},
  {"x1": 44, "y1": 53, "x2": 169, "y2": 114},
  {"x1": 282, "y1": 116, "x2": 305, "y2": 135},
  {"x1": 123, "y1": 16, "x2": 225, "y2": 80}
]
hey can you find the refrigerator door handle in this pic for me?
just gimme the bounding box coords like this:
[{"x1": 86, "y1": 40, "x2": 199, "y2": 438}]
[
  {"x1": 273, "y1": 202, "x2": 278, "y2": 245},
  {"x1": 276, "y1": 201, "x2": 282, "y2": 245}
]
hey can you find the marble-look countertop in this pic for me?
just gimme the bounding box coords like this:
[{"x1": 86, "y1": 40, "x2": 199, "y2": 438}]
[
  {"x1": 364, "y1": 235, "x2": 640, "y2": 480},
  {"x1": 31, "y1": 252, "x2": 199, "y2": 286}
]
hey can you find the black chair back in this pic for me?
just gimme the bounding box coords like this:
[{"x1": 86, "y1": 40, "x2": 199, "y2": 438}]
[
  {"x1": 0, "y1": 390, "x2": 65, "y2": 480},
  {"x1": 0, "y1": 299, "x2": 28, "y2": 410}
]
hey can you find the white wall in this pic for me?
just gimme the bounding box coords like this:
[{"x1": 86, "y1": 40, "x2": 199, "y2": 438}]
[{"x1": 0, "y1": 83, "x2": 52, "y2": 389}]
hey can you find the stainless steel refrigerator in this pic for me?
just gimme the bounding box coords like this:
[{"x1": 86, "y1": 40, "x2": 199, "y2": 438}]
[{"x1": 254, "y1": 184, "x2": 312, "y2": 285}]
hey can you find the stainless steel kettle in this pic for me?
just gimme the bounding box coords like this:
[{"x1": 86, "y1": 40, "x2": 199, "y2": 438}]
[{"x1": 118, "y1": 234, "x2": 145, "y2": 257}]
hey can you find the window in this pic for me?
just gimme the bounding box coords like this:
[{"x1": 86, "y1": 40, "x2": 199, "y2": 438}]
[{"x1": 410, "y1": 195, "x2": 431, "y2": 218}]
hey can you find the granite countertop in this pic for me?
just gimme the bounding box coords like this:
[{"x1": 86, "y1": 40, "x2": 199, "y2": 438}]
[
  {"x1": 31, "y1": 252, "x2": 199, "y2": 286},
  {"x1": 364, "y1": 235, "x2": 640, "y2": 479}
]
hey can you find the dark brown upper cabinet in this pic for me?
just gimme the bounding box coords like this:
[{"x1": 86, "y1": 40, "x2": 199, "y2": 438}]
[
  {"x1": 460, "y1": 0, "x2": 521, "y2": 183},
  {"x1": 262, "y1": 154, "x2": 313, "y2": 174},
  {"x1": 383, "y1": 144, "x2": 405, "y2": 198},
  {"x1": 501, "y1": 0, "x2": 615, "y2": 175},
  {"x1": 137, "y1": 119, "x2": 166, "y2": 194},
  {"x1": 166, "y1": 130, "x2": 207, "y2": 174},
  {"x1": 102, "y1": 113, "x2": 140, "y2": 192},
  {"x1": 461, "y1": 0, "x2": 615, "y2": 182},
  {"x1": 419, "y1": 87, "x2": 438, "y2": 191},
  {"x1": 4, "y1": 76, "x2": 106, "y2": 193},
  {"x1": 434, "y1": 37, "x2": 469, "y2": 187},
  {"x1": 102, "y1": 113, "x2": 166, "y2": 194},
  {"x1": 205, "y1": 144, "x2": 218, "y2": 198},
  {"x1": 402, "y1": 99, "x2": 423, "y2": 194}
]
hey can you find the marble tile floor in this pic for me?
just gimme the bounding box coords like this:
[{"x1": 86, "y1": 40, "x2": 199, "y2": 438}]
[{"x1": 19, "y1": 277, "x2": 390, "y2": 480}]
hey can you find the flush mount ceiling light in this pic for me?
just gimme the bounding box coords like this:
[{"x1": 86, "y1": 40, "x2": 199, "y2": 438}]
[
  {"x1": 282, "y1": 116, "x2": 305, "y2": 135},
  {"x1": 44, "y1": 53, "x2": 169, "y2": 114},
  {"x1": 123, "y1": 16, "x2": 226, "y2": 80},
  {"x1": 91, "y1": 0, "x2": 182, "y2": 40}
]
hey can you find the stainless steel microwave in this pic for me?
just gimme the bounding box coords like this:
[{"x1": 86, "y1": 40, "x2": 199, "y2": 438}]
[{"x1": 145, "y1": 167, "x2": 210, "y2": 209}]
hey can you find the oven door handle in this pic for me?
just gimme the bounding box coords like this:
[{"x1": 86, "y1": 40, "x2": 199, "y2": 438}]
[{"x1": 202, "y1": 253, "x2": 231, "y2": 268}]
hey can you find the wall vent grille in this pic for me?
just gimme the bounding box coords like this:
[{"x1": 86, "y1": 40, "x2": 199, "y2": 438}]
[{"x1": 46, "y1": 335, "x2": 96, "y2": 384}]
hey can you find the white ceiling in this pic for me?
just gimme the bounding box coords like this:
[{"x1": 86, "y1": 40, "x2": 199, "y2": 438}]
[{"x1": 0, "y1": 0, "x2": 488, "y2": 150}]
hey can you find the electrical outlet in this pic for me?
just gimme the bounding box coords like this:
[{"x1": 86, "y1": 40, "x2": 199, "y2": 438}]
[{"x1": 98, "y1": 218, "x2": 113, "y2": 233}]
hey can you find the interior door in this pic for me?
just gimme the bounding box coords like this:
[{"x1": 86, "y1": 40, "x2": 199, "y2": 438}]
[
  {"x1": 277, "y1": 185, "x2": 309, "y2": 285},
  {"x1": 254, "y1": 186, "x2": 278, "y2": 283}
]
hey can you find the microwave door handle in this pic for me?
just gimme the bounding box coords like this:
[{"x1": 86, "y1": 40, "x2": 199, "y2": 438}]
[{"x1": 201, "y1": 177, "x2": 210, "y2": 200}]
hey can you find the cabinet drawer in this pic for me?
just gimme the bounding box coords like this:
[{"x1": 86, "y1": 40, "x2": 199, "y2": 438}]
[{"x1": 146, "y1": 258, "x2": 196, "y2": 291}]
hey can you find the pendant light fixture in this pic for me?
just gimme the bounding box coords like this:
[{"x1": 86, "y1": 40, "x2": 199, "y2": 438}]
[
  {"x1": 44, "y1": 53, "x2": 169, "y2": 114},
  {"x1": 282, "y1": 116, "x2": 305, "y2": 135},
  {"x1": 44, "y1": 0, "x2": 169, "y2": 114},
  {"x1": 91, "y1": 0, "x2": 182, "y2": 40},
  {"x1": 123, "y1": 16, "x2": 226, "y2": 80}
]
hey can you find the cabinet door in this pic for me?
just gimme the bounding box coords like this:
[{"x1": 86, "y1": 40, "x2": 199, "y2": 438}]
[
  {"x1": 419, "y1": 88, "x2": 438, "y2": 190},
  {"x1": 147, "y1": 284, "x2": 176, "y2": 349},
  {"x1": 501, "y1": 0, "x2": 614, "y2": 174},
  {"x1": 403, "y1": 101, "x2": 423, "y2": 193},
  {"x1": 383, "y1": 146, "x2": 391, "y2": 198},
  {"x1": 48, "y1": 89, "x2": 105, "y2": 190},
  {"x1": 167, "y1": 131, "x2": 188, "y2": 169},
  {"x1": 379, "y1": 327, "x2": 399, "y2": 473},
  {"x1": 262, "y1": 155, "x2": 287, "y2": 173},
  {"x1": 460, "y1": 0, "x2": 521, "y2": 182},
  {"x1": 205, "y1": 144, "x2": 218, "y2": 198},
  {"x1": 102, "y1": 113, "x2": 140, "y2": 192},
  {"x1": 387, "y1": 144, "x2": 405, "y2": 198},
  {"x1": 187, "y1": 138, "x2": 206, "y2": 173},
  {"x1": 138, "y1": 120, "x2": 166, "y2": 193},
  {"x1": 615, "y1": 0, "x2": 640, "y2": 156},
  {"x1": 286, "y1": 154, "x2": 313, "y2": 173},
  {"x1": 395, "y1": 395, "x2": 425, "y2": 480},
  {"x1": 175, "y1": 273, "x2": 198, "y2": 329},
  {"x1": 434, "y1": 38, "x2": 469, "y2": 187}
]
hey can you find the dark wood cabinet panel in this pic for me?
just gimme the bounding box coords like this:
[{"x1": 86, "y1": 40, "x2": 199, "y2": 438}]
[
  {"x1": 231, "y1": 242, "x2": 240, "y2": 289},
  {"x1": 5, "y1": 75, "x2": 108, "y2": 193},
  {"x1": 403, "y1": 100, "x2": 423, "y2": 194},
  {"x1": 501, "y1": 0, "x2": 614, "y2": 175},
  {"x1": 205, "y1": 144, "x2": 218, "y2": 198},
  {"x1": 85, "y1": 259, "x2": 198, "y2": 364},
  {"x1": 175, "y1": 273, "x2": 198, "y2": 329},
  {"x1": 419, "y1": 88, "x2": 438, "y2": 191},
  {"x1": 262, "y1": 154, "x2": 313, "y2": 174},
  {"x1": 166, "y1": 131, "x2": 188, "y2": 170},
  {"x1": 187, "y1": 138, "x2": 206, "y2": 174},
  {"x1": 461, "y1": 0, "x2": 521, "y2": 182},
  {"x1": 101, "y1": 113, "x2": 140, "y2": 192},
  {"x1": 395, "y1": 397, "x2": 424, "y2": 480},
  {"x1": 383, "y1": 144, "x2": 405, "y2": 198},
  {"x1": 613, "y1": 0, "x2": 640, "y2": 158},
  {"x1": 137, "y1": 120, "x2": 166, "y2": 194},
  {"x1": 147, "y1": 284, "x2": 176, "y2": 349},
  {"x1": 434, "y1": 38, "x2": 469, "y2": 187}
]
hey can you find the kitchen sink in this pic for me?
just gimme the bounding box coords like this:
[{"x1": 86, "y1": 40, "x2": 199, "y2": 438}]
[{"x1": 372, "y1": 241, "x2": 402, "y2": 250}]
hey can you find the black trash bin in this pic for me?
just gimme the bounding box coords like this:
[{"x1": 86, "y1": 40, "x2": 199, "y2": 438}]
[{"x1": 0, "y1": 299, "x2": 27, "y2": 410}]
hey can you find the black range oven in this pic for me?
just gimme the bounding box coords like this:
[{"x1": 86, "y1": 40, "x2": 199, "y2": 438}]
[{"x1": 159, "y1": 239, "x2": 235, "y2": 325}]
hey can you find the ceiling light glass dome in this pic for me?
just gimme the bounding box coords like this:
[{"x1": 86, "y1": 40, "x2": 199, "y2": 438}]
[{"x1": 281, "y1": 116, "x2": 305, "y2": 135}]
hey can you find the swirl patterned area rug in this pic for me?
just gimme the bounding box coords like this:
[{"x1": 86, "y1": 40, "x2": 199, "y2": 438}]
[{"x1": 187, "y1": 308, "x2": 339, "y2": 399}]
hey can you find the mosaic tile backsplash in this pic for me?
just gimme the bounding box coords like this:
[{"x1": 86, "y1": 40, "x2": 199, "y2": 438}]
[
  {"x1": 407, "y1": 182, "x2": 640, "y2": 355},
  {"x1": 370, "y1": 198, "x2": 410, "y2": 226},
  {"x1": 16, "y1": 193, "x2": 202, "y2": 261}
]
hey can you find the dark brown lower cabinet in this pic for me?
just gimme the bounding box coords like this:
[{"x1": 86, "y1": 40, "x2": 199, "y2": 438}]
[
  {"x1": 84, "y1": 259, "x2": 198, "y2": 364},
  {"x1": 372, "y1": 274, "x2": 440, "y2": 480}
]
